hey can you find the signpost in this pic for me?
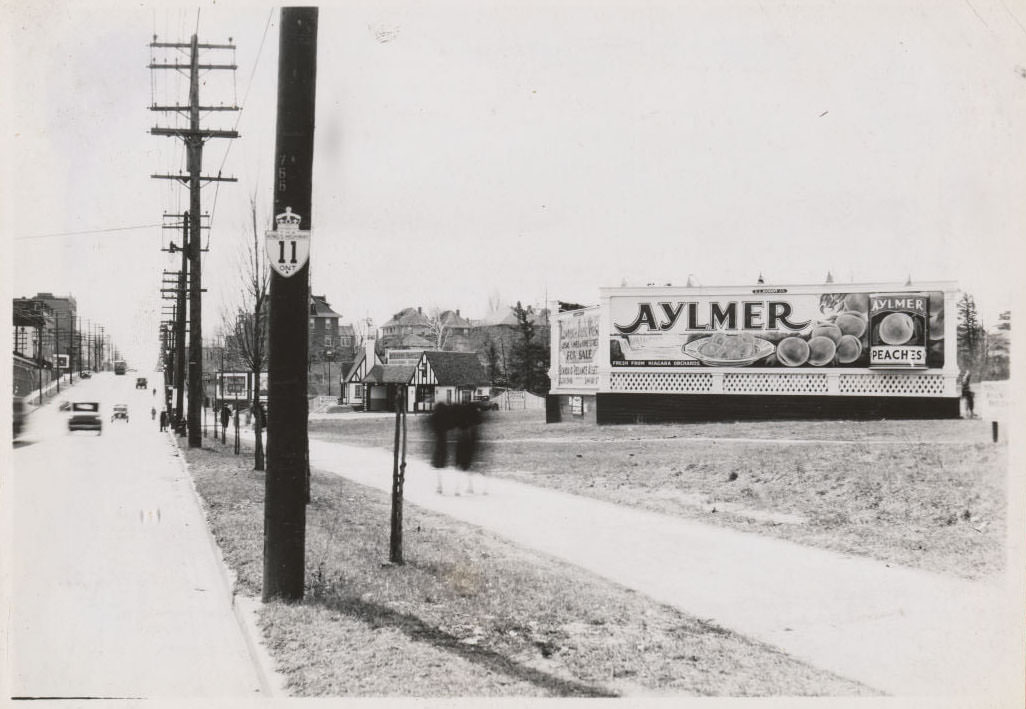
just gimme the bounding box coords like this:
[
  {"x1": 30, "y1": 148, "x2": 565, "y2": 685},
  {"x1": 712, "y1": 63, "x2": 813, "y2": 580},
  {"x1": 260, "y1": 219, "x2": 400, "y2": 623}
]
[{"x1": 263, "y1": 6, "x2": 318, "y2": 604}]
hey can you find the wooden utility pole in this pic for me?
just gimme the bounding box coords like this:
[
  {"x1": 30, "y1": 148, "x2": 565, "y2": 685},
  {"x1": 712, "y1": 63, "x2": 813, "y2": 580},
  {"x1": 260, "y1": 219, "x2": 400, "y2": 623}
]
[
  {"x1": 264, "y1": 6, "x2": 318, "y2": 603},
  {"x1": 150, "y1": 33, "x2": 239, "y2": 446},
  {"x1": 175, "y1": 220, "x2": 188, "y2": 427}
]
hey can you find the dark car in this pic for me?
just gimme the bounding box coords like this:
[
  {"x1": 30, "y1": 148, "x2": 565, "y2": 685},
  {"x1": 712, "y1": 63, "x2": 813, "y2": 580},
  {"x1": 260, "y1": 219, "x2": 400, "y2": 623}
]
[
  {"x1": 68, "y1": 402, "x2": 102, "y2": 434},
  {"x1": 135, "y1": 377, "x2": 147, "y2": 390},
  {"x1": 79, "y1": 371, "x2": 91, "y2": 379},
  {"x1": 13, "y1": 397, "x2": 26, "y2": 439},
  {"x1": 473, "y1": 396, "x2": 499, "y2": 411},
  {"x1": 111, "y1": 404, "x2": 129, "y2": 422}
]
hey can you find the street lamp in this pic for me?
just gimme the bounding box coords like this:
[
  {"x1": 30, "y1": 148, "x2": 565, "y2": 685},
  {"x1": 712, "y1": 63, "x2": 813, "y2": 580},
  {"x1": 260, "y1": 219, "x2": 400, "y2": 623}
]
[{"x1": 325, "y1": 350, "x2": 335, "y2": 398}]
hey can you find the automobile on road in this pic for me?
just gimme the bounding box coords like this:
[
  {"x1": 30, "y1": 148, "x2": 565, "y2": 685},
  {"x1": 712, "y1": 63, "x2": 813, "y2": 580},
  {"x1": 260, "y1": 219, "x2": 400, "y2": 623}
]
[
  {"x1": 68, "y1": 402, "x2": 102, "y2": 434},
  {"x1": 473, "y1": 396, "x2": 499, "y2": 411},
  {"x1": 79, "y1": 371, "x2": 91, "y2": 379},
  {"x1": 12, "y1": 397, "x2": 26, "y2": 438},
  {"x1": 111, "y1": 405, "x2": 129, "y2": 423},
  {"x1": 135, "y1": 377, "x2": 147, "y2": 389}
]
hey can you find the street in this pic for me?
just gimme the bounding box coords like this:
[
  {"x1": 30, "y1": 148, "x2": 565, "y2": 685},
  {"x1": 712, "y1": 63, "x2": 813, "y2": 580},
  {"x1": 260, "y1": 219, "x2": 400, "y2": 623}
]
[{"x1": 4, "y1": 372, "x2": 263, "y2": 699}]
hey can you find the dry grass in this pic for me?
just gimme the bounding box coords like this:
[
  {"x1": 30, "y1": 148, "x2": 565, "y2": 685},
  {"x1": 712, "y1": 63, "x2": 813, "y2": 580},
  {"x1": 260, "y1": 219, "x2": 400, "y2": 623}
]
[
  {"x1": 185, "y1": 441, "x2": 873, "y2": 697},
  {"x1": 309, "y1": 411, "x2": 1008, "y2": 579}
]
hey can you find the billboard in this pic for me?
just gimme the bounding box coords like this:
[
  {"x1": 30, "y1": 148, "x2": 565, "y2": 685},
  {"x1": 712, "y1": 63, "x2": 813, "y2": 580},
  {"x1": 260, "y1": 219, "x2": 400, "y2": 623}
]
[
  {"x1": 556, "y1": 307, "x2": 600, "y2": 388},
  {"x1": 609, "y1": 289, "x2": 945, "y2": 370}
]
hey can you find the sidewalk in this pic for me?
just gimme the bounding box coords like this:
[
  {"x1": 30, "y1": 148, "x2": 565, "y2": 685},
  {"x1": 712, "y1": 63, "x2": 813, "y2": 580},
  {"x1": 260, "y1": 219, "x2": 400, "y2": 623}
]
[{"x1": 309, "y1": 438, "x2": 1022, "y2": 699}]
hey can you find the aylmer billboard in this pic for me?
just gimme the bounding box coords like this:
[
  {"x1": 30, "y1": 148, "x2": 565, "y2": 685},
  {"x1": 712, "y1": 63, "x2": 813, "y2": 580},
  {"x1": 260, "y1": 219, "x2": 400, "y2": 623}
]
[{"x1": 609, "y1": 289, "x2": 945, "y2": 370}]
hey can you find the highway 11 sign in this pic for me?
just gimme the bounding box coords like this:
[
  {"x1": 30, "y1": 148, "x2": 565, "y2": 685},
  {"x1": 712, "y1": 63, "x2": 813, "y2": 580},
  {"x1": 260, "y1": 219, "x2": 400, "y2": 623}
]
[{"x1": 266, "y1": 207, "x2": 310, "y2": 278}]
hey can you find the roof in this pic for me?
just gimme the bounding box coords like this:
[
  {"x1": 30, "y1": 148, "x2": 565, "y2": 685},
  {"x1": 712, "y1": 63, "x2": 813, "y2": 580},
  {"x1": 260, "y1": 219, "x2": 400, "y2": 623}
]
[
  {"x1": 397, "y1": 333, "x2": 435, "y2": 348},
  {"x1": 344, "y1": 350, "x2": 380, "y2": 381},
  {"x1": 362, "y1": 364, "x2": 416, "y2": 385},
  {"x1": 439, "y1": 310, "x2": 473, "y2": 328},
  {"x1": 309, "y1": 294, "x2": 342, "y2": 318},
  {"x1": 423, "y1": 351, "x2": 489, "y2": 386},
  {"x1": 380, "y1": 307, "x2": 433, "y2": 329}
]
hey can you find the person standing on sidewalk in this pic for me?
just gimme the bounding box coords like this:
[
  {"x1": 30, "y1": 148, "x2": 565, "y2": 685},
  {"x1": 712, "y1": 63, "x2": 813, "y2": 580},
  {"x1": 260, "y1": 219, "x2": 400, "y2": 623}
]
[
  {"x1": 220, "y1": 404, "x2": 231, "y2": 442},
  {"x1": 961, "y1": 370, "x2": 975, "y2": 418},
  {"x1": 159, "y1": 409, "x2": 168, "y2": 432}
]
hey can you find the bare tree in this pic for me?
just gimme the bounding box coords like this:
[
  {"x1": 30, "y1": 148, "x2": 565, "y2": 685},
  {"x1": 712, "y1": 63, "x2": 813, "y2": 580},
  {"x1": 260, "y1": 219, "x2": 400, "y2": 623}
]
[
  {"x1": 425, "y1": 307, "x2": 452, "y2": 350},
  {"x1": 226, "y1": 196, "x2": 270, "y2": 470}
]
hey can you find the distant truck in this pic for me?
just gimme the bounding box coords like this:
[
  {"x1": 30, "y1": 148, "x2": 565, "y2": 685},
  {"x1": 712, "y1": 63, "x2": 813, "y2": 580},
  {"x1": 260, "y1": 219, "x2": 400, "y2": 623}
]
[{"x1": 114, "y1": 360, "x2": 127, "y2": 375}]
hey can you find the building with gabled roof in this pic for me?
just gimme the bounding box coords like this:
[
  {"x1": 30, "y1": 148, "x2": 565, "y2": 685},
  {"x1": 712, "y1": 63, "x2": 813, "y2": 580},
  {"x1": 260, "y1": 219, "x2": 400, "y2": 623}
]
[{"x1": 360, "y1": 350, "x2": 490, "y2": 413}]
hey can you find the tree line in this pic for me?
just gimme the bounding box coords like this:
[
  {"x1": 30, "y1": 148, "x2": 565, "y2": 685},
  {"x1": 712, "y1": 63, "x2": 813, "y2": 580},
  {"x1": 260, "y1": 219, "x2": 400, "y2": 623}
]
[{"x1": 957, "y1": 293, "x2": 1010, "y2": 381}]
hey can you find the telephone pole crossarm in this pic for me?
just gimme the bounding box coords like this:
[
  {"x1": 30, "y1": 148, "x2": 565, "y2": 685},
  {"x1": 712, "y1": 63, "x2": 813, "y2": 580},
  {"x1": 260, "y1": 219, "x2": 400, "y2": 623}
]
[{"x1": 150, "y1": 128, "x2": 240, "y2": 140}]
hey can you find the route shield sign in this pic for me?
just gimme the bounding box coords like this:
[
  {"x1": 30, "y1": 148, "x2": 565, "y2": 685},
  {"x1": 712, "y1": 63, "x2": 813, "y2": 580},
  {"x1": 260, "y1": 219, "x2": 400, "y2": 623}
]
[{"x1": 265, "y1": 207, "x2": 310, "y2": 278}]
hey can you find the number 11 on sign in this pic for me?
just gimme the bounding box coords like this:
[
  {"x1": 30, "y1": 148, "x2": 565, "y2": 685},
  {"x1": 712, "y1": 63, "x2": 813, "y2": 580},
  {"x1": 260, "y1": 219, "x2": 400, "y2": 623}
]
[
  {"x1": 265, "y1": 207, "x2": 310, "y2": 278},
  {"x1": 278, "y1": 239, "x2": 298, "y2": 265}
]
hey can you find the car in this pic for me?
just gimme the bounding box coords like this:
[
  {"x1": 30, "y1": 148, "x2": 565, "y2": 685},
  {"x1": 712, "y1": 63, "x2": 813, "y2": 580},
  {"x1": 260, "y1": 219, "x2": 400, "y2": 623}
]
[
  {"x1": 111, "y1": 404, "x2": 129, "y2": 423},
  {"x1": 135, "y1": 377, "x2": 148, "y2": 390},
  {"x1": 68, "y1": 402, "x2": 102, "y2": 434},
  {"x1": 13, "y1": 397, "x2": 26, "y2": 439},
  {"x1": 473, "y1": 396, "x2": 499, "y2": 411},
  {"x1": 79, "y1": 371, "x2": 91, "y2": 379}
]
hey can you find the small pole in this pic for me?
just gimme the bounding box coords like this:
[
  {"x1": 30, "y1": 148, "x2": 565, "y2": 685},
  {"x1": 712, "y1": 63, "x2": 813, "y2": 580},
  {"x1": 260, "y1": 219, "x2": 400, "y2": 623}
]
[
  {"x1": 234, "y1": 393, "x2": 240, "y2": 454},
  {"x1": 389, "y1": 387, "x2": 406, "y2": 564},
  {"x1": 992, "y1": 421, "x2": 999, "y2": 443}
]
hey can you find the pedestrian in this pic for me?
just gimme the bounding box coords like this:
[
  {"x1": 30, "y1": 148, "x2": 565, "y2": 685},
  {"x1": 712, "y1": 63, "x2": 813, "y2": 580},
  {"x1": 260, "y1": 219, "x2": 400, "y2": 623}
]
[
  {"x1": 220, "y1": 404, "x2": 231, "y2": 440},
  {"x1": 961, "y1": 370, "x2": 975, "y2": 418},
  {"x1": 151, "y1": 406, "x2": 156, "y2": 421},
  {"x1": 159, "y1": 409, "x2": 168, "y2": 432}
]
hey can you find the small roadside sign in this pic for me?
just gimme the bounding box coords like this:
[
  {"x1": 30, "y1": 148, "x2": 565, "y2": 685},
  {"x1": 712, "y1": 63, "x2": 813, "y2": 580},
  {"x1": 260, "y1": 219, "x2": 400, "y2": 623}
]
[{"x1": 265, "y1": 207, "x2": 310, "y2": 278}]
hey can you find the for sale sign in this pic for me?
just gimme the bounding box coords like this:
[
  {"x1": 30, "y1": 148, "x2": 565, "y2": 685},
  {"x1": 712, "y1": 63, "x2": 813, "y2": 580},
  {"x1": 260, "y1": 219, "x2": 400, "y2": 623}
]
[{"x1": 868, "y1": 294, "x2": 928, "y2": 368}]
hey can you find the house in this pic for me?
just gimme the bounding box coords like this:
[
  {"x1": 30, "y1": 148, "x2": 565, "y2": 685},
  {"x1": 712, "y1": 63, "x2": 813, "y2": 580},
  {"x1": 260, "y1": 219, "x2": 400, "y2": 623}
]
[
  {"x1": 309, "y1": 294, "x2": 357, "y2": 396},
  {"x1": 360, "y1": 350, "x2": 490, "y2": 413},
  {"x1": 342, "y1": 338, "x2": 382, "y2": 408},
  {"x1": 378, "y1": 307, "x2": 435, "y2": 351}
]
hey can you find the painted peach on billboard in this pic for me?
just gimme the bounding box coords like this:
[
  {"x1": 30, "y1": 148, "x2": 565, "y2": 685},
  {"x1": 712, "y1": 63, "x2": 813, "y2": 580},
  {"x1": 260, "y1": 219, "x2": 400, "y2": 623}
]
[{"x1": 609, "y1": 290, "x2": 944, "y2": 369}]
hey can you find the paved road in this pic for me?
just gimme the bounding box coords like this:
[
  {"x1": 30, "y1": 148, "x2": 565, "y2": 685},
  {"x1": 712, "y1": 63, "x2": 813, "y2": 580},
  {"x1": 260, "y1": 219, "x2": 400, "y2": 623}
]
[
  {"x1": 309, "y1": 436, "x2": 1022, "y2": 700},
  {"x1": 3, "y1": 373, "x2": 263, "y2": 699}
]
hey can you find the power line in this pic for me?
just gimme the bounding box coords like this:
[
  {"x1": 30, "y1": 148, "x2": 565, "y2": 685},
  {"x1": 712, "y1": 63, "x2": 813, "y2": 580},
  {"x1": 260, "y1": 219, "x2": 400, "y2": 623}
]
[
  {"x1": 15, "y1": 223, "x2": 162, "y2": 240},
  {"x1": 208, "y1": 6, "x2": 274, "y2": 230}
]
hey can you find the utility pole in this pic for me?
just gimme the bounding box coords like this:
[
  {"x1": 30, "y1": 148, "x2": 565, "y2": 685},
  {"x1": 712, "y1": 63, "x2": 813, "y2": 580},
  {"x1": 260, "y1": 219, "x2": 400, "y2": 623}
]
[
  {"x1": 55, "y1": 314, "x2": 60, "y2": 393},
  {"x1": 160, "y1": 211, "x2": 193, "y2": 430},
  {"x1": 264, "y1": 6, "x2": 318, "y2": 603},
  {"x1": 150, "y1": 32, "x2": 239, "y2": 447}
]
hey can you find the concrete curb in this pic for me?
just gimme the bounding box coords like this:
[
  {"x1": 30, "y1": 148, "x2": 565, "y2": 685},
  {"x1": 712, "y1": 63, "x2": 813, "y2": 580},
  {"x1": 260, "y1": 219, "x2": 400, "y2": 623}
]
[{"x1": 166, "y1": 431, "x2": 287, "y2": 698}]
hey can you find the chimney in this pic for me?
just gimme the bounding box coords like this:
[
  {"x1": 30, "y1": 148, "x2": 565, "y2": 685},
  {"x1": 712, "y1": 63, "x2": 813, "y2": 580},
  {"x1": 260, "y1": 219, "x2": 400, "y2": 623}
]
[
  {"x1": 365, "y1": 333, "x2": 376, "y2": 364},
  {"x1": 418, "y1": 306, "x2": 422, "y2": 314},
  {"x1": 456, "y1": 309, "x2": 460, "y2": 317}
]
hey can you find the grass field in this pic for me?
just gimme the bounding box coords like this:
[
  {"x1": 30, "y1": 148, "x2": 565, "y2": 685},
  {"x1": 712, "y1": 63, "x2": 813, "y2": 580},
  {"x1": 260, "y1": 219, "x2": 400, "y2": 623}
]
[
  {"x1": 186, "y1": 441, "x2": 873, "y2": 697},
  {"x1": 308, "y1": 412, "x2": 1008, "y2": 580}
]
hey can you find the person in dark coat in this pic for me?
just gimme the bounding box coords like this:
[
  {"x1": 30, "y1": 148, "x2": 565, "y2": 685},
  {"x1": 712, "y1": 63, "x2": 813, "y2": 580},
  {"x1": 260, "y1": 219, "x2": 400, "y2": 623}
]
[
  {"x1": 961, "y1": 371, "x2": 975, "y2": 418},
  {"x1": 220, "y1": 404, "x2": 231, "y2": 439},
  {"x1": 159, "y1": 409, "x2": 169, "y2": 432}
]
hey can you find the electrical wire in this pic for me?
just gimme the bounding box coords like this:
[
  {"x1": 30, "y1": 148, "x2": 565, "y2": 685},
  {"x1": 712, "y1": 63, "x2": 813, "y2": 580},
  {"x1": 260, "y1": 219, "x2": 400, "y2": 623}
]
[
  {"x1": 15, "y1": 224, "x2": 163, "y2": 240},
  {"x1": 207, "y1": 6, "x2": 274, "y2": 236}
]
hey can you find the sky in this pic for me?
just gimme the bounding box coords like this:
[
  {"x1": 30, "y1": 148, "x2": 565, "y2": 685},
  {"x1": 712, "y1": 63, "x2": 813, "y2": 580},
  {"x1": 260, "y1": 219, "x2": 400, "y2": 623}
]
[{"x1": 2, "y1": 0, "x2": 1025, "y2": 371}]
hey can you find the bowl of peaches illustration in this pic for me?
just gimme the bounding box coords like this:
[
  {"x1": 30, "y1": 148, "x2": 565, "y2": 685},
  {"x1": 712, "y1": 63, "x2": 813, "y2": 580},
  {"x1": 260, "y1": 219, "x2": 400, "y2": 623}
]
[{"x1": 684, "y1": 332, "x2": 775, "y2": 366}]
